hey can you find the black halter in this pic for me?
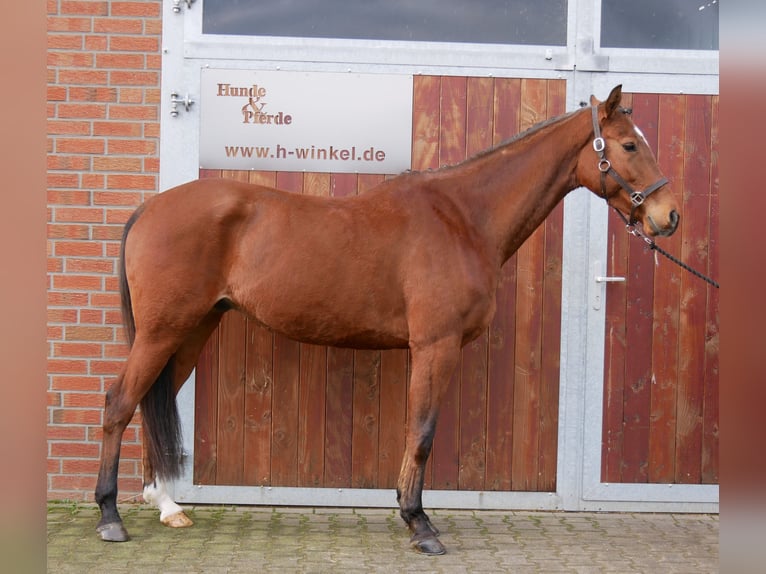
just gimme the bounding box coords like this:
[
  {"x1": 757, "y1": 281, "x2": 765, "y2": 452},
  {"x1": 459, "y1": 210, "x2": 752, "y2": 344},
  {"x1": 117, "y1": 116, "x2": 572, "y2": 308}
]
[{"x1": 591, "y1": 105, "x2": 668, "y2": 226}]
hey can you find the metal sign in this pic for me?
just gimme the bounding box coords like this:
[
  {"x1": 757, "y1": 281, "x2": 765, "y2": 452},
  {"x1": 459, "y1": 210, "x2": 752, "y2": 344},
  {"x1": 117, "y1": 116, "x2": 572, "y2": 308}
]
[{"x1": 199, "y1": 69, "x2": 413, "y2": 174}]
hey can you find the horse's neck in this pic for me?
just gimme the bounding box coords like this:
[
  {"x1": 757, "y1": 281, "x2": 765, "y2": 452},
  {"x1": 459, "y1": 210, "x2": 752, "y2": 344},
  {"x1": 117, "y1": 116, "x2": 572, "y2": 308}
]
[{"x1": 446, "y1": 108, "x2": 591, "y2": 265}]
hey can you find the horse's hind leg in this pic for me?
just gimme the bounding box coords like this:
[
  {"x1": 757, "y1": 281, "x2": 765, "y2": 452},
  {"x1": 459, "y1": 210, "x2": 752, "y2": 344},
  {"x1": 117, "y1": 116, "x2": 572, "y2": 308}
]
[
  {"x1": 142, "y1": 309, "x2": 225, "y2": 528},
  {"x1": 397, "y1": 337, "x2": 461, "y2": 555},
  {"x1": 95, "y1": 335, "x2": 180, "y2": 541}
]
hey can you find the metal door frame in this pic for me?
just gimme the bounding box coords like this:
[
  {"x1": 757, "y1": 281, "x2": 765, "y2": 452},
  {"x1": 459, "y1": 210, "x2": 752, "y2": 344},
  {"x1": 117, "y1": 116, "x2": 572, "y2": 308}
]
[{"x1": 159, "y1": 0, "x2": 718, "y2": 512}]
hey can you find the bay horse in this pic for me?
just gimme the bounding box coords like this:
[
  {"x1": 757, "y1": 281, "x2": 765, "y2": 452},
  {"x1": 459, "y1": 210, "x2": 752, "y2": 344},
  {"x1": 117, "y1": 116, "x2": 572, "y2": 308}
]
[{"x1": 95, "y1": 85, "x2": 679, "y2": 555}]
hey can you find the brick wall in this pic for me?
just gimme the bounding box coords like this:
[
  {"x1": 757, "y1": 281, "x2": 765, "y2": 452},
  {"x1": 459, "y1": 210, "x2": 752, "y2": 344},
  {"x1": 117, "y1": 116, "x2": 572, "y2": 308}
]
[{"x1": 47, "y1": 0, "x2": 162, "y2": 501}]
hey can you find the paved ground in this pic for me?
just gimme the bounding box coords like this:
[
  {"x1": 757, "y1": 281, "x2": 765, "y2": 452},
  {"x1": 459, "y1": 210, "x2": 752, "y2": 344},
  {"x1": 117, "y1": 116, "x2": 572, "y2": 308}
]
[{"x1": 47, "y1": 503, "x2": 718, "y2": 573}]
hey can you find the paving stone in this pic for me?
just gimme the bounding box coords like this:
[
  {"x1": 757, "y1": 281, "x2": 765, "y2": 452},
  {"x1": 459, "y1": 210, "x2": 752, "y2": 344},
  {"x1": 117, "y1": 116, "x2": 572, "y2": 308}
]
[{"x1": 47, "y1": 503, "x2": 718, "y2": 573}]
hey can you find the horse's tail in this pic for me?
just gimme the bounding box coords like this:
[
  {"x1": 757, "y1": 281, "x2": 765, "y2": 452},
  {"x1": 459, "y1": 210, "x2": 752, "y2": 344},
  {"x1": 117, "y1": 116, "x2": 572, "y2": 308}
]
[{"x1": 120, "y1": 205, "x2": 184, "y2": 481}]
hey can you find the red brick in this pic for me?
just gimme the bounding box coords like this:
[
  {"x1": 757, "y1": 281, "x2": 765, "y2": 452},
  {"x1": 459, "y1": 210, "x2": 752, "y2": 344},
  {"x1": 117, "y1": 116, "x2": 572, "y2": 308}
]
[
  {"x1": 50, "y1": 375, "x2": 102, "y2": 392},
  {"x1": 48, "y1": 171, "x2": 81, "y2": 187},
  {"x1": 93, "y1": 156, "x2": 142, "y2": 172},
  {"x1": 93, "y1": 18, "x2": 143, "y2": 34},
  {"x1": 111, "y1": 2, "x2": 161, "y2": 17},
  {"x1": 143, "y1": 122, "x2": 160, "y2": 138},
  {"x1": 58, "y1": 69, "x2": 108, "y2": 85},
  {"x1": 107, "y1": 174, "x2": 156, "y2": 190},
  {"x1": 48, "y1": 223, "x2": 91, "y2": 239},
  {"x1": 65, "y1": 326, "x2": 114, "y2": 341},
  {"x1": 47, "y1": 391, "x2": 62, "y2": 407},
  {"x1": 82, "y1": 174, "x2": 106, "y2": 189},
  {"x1": 66, "y1": 257, "x2": 114, "y2": 273},
  {"x1": 48, "y1": 425, "x2": 87, "y2": 440},
  {"x1": 105, "y1": 209, "x2": 134, "y2": 225},
  {"x1": 143, "y1": 157, "x2": 160, "y2": 173},
  {"x1": 53, "y1": 274, "x2": 104, "y2": 291},
  {"x1": 117, "y1": 87, "x2": 144, "y2": 104},
  {"x1": 53, "y1": 207, "x2": 104, "y2": 223},
  {"x1": 48, "y1": 120, "x2": 91, "y2": 135},
  {"x1": 104, "y1": 276, "x2": 121, "y2": 292},
  {"x1": 57, "y1": 103, "x2": 107, "y2": 119},
  {"x1": 92, "y1": 120, "x2": 141, "y2": 137},
  {"x1": 91, "y1": 360, "x2": 124, "y2": 375},
  {"x1": 107, "y1": 139, "x2": 156, "y2": 155},
  {"x1": 47, "y1": 15, "x2": 92, "y2": 32},
  {"x1": 48, "y1": 359, "x2": 88, "y2": 374},
  {"x1": 93, "y1": 191, "x2": 143, "y2": 206},
  {"x1": 109, "y1": 35, "x2": 159, "y2": 52},
  {"x1": 48, "y1": 189, "x2": 92, "y2": 205},
  {"x1": 48, "y1": 86, "x2": 68, "y2": 101},
  {"x1": 47, "y1": 33, "x2": 85, "y2": 50},
  {"x1": 48, "y1": 257, "x2": 64, "y2": 273},
  {"x1": 108, "y1": 104, "x2": 157, "y2": 120},
  {"x1": 79, "y1": 309, "x2": 104, "y2": 324},
  {"x1": 48, "y1": 291, "x2": 90, "y2": 306},
  {"x1": 90, "y1": 292, "x2": 121, "y2": 307},
  {"x1": 51, "y1": 408, "x2": 102, "y2": 426},
  {"x1": 64, "y1": 392, "x2": 107, "y2": 408},
  {"x1": 96, "y1": 53, "x2": 145, "y2": 69},
  {"x1": 53, "y1": 241, "x2": 102, "y2": 257},
  {"x1": 56, "y1": 138, "x2": 106, "y2": 154},
  {"x1": 53, "y1": 342, "x2": 103, "y2": 357},
  {"x1": 69, "y1": 87, "x2": 118, "y2": 102},
  {"x1": 49, "y1": 326, "x2": 64, "y2": 340},
  {"x1": 92, "y1": 225, "x2": 124, "y2": 240},
  {"x1": 48, "y1": 51, "x2": 94, "y2": 67},
  {"x1": 48, "y1": 155, "x2": 91, "y2": 170},
  {"x1": 84, "y1": 34, "x2": 108, "y2": 51},
  {"x1": 103, "y1": 342, "x2": 129, "y2": 358},
  {"x1": 61, "y1": 1, "x2": 109, "y2": 16},
  {"x1": 61, "y1": 459, "x2": 101, "y2": 474},
  {"x1": 48, "y1": 308, "x2": 79, "y2": 323},
  {"x1": 146, "y1": 54, "x2": 162, "y2": 70},
  {"x1": 145, "y1": 18, "x2": 162, "y2": 36},
  {"x1": 109, "y1": 71, "x2": 159, "y2": 86}
]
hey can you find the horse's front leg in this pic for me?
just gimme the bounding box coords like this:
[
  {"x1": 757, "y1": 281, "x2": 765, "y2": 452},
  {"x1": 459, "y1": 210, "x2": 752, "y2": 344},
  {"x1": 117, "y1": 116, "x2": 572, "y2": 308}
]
[{"x1": 397, "y1": 337, "x2": 460, "y2": 555}]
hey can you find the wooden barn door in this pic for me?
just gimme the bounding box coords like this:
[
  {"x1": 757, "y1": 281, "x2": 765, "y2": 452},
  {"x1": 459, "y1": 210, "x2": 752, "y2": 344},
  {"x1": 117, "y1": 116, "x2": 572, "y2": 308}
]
[
  {"x1": 192, "y1": 76, "x2": 567, "y2": 493},
  {"x1": 601, "y1": 92, "x2": 719, "y2": 485}
]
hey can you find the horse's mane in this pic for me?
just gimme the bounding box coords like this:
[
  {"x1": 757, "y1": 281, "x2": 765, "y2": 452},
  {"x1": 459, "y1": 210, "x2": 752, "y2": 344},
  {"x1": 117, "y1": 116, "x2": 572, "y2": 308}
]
[{"x1": 399, "y1": 106, "x2": 585, "y2": 181}]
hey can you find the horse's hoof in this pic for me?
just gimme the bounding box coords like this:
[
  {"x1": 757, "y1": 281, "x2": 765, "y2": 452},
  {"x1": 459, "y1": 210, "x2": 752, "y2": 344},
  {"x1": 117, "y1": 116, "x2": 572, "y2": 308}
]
[
  {"x1": 161, "y1": 511, "x2": 194, "y2": 528},
  {"x1": 97, "y1": 521, "x2": 130, "y2": 542},
  {"x1": 410, "y1": 533, "x2": 446, "y2": 555}
]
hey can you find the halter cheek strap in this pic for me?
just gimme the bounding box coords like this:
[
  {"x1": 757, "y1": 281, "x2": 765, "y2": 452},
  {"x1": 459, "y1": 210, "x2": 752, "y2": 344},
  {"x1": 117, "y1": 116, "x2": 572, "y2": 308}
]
[{"x1": 591, "y1": 105, "x2": 668, "y2": 226}]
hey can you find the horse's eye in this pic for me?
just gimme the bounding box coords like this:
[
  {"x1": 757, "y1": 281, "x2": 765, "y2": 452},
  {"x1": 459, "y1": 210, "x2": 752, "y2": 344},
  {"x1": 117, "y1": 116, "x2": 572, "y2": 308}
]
[{"x1": 622, "y1": 142, "x2": 637, "y2": 152}]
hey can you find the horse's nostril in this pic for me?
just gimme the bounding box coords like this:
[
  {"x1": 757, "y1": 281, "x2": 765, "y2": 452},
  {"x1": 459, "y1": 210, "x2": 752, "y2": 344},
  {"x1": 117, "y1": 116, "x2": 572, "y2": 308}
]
[{"x1": 669, "y1": 210, "x2": 679, "y2": 228}]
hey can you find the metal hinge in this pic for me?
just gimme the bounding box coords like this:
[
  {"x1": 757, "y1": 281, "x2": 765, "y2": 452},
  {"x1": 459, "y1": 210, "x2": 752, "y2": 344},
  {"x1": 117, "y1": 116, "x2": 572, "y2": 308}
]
[
  {"x1": 172, "y1": 0, "x2": 195, "y2": 14},
  {"x1": 169, "y1": 92, "x2": 194, "y2": 117}
]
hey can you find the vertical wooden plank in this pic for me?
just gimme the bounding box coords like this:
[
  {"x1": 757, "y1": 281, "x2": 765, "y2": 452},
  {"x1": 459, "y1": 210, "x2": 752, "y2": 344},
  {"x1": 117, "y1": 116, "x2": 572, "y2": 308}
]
[
  {"x1": 324, "y1": 172, "x2": 357, "y2": 487},
  {"x1": 297, "y1": 172, "x2": 330, "y2": 486},
  {"x1": 194, "y1": 319, "x2": 218, "y2": 484},
  {"x1": 269, "y1": 171, "x2": 303, "y2": 487},
  {"x1": 648, "y1": 94, "x2": 685, "y2": 483},
  {"x1": 486, "y1": 77, "x2": 521, "y2": 491},
  {"x1": 352, "y1": 350, "x2": 381, "y2": 487},
  {"x1": 511, "y1": 78, "x2": 546, "y2": 491},
  {"x1": 411, "y1": 75, "x2": 441, "y2": 171},
  {"x1": 325, "y1": 347, "x2": 354, "y2": 487},
  {"x1": 243, "y1": 170, "x2": 277, "y2": 486},
  {"x1": 602, "y1": 208, "x2": 628, "y2": 482},
  {"x1": 675, "y1": 95, "x2": 711, "y2": 484},
  {"x1": 378, "y1": 349, "x2": 408, "y2": 488},
  {"x1": 701, "y1": 95, "x2": 719, "y2": 484},
  {"x1": 538, "y1": 79, "x2": 566, "y2": 491},
  {"x1": 215, "y1": 310, "x2": 247, "y2": 484},
  {"x1": 243, "y1": 320, "x2": 274, "y2": 486},
  {"x1": 457, "y1": 76, "x2": 493, "y2": 490},
  {"x1": 410, "y1": 75, "x2": 440, "y2": 488},
  {"x1": 620, "y1": 93, "x2": 654, "y2": 484},
  {"x1": 431, "y1": 75, "x2": 467, "y2": 490}
]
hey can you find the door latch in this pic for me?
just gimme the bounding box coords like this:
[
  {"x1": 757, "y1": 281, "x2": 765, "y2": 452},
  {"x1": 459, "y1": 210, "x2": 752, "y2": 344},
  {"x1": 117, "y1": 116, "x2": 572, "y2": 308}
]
[
  {"x1": 592, "y1": 261, "x2": 625, "y2": 310},
  {"x1": 172, "y1": 0, "x2": 195, "y2": 13},
  {"x1": 169, "y1": 92, "x2": 194, "y2": 117}
]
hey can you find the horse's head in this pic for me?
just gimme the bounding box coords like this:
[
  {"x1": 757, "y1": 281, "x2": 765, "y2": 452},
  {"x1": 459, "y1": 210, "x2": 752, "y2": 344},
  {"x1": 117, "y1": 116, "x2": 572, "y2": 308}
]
[{"x1": 577, "y1": 85, "x2": 679, "y2": 238}]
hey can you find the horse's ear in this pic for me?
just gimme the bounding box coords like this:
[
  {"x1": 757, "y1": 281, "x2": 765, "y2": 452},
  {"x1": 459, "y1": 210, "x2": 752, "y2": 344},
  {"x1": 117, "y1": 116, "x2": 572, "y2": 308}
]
[{"x1": 604, "y1": 84, "x2": 623, "y2": 117}]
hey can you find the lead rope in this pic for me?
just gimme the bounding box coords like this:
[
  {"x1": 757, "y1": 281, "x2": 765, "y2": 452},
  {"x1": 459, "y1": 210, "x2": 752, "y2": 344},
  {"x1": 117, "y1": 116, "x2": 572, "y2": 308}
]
[{"x1": 611, "y1": 207, "x2": 720, "y2": 289}]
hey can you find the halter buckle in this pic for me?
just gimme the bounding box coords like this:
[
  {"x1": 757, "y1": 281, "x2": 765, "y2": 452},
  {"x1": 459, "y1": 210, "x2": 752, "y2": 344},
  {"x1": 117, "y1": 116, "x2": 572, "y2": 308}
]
[
  {"x1": 593, "y1": 137, "x2": 605, "y2": 153},
  {"x1": 598, "y1": 159, "x2": 611, "y2": 173}
]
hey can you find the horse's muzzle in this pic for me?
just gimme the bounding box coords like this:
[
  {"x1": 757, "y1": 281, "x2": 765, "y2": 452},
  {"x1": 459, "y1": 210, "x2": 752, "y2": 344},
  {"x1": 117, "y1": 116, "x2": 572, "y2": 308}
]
[{"x1": 648, "y1": 209, "x2": 679, "y2": 237}]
